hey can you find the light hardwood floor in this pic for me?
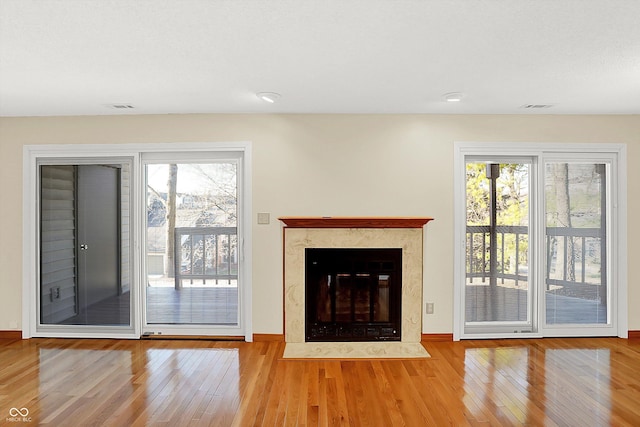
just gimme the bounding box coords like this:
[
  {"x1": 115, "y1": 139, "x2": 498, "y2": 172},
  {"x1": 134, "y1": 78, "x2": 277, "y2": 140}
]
[{"x1": 1, "y1": 337, "x2": 639, "y2": 426}]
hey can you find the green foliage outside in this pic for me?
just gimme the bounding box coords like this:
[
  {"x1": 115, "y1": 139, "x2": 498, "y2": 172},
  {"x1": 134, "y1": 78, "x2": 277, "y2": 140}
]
[
  {"x1": 466, "y1": 163, "x2": 529, "y2": 279},
  {"x1": 466, "y1": 162, "x2": 604, "y2": 284},
  {"x1": 466, "y1": 163, "x2": 529, "y2": 227}
]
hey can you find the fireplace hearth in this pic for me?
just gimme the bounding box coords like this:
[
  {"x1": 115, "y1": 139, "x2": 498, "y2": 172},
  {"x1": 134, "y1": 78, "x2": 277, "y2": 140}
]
[
  {"x1": 306, "y1": 248, "x2": 402, "y2": 342},
  {"x1": 280, "y1": 217, "x2": 433, "y2": 359}
]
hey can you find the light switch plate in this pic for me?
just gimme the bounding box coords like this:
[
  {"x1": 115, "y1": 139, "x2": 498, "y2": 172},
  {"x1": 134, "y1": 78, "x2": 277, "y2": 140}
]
[{"x1": 257, "y1": 212, "x2": 270, "y2": 224}]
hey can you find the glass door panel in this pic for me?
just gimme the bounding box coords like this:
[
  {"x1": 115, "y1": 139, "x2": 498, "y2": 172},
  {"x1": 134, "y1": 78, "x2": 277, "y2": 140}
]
[
  {"x1": 544, "y1": 163, "x2": 609, "y2": 326},
  {"x1": 39, "y1": 162, "x2": 132, "y2": 329},
  {"x1": 144, "y1": 162, "x2": 240, "y2": 328},
  {"x1": 464, "y1": 161, "x2": 532, "y2": 333}
]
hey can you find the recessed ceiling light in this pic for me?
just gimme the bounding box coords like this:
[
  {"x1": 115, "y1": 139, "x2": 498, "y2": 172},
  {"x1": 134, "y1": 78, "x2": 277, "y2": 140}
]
[
  {"x1": 443, "y1": 92, "x2": 464, "y2": 102},
  {"x1": 256, "y1": 92, "x2": 281, "y2": 104},
  {"x1": 520, "y1": 104, "x2": 554, "y2": 109}
]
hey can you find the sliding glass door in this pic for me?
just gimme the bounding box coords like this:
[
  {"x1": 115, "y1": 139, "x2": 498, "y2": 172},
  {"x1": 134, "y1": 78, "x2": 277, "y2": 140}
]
[
  {"x1": 464, "y1": 159, "x2": 534, "y2": 334},
  {"x1": 142, "y1": 153, "x2": 245, "y2": 336},
  {"x1": 542, "y1": 161, "x2": 610, "y2": 334},
  {"x1": 25, "y1": 142, "x2": 252, "y2": 340},
  {"x1": 455, "y1": 144, "x2": 623, "y2": 339},
  {"x1": 37, "y1": 159, "x2": 134, "y2": 336}
]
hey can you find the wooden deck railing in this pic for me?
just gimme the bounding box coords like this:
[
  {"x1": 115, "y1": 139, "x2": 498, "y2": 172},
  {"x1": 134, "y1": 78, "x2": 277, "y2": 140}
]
[
  {"x1": 174, "y1": 226, "x2": 238, "y2": 289},
  {"x1": 466, "y1": 225, "x2": 529, "y2": 286},
  {"x1": 466, "y1": 225, "x2": 604, "y2": 289}
]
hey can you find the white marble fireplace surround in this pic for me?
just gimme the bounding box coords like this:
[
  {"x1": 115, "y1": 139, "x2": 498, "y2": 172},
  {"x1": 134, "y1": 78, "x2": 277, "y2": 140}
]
[{"x1": 280, "y1": 217, "x2": 432, "y2": 359}]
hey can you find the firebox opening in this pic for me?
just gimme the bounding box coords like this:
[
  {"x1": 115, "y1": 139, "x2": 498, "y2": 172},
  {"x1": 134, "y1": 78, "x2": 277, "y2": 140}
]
[{"x1": 305, "y1": 248, "x2": 402, "y2": 342}]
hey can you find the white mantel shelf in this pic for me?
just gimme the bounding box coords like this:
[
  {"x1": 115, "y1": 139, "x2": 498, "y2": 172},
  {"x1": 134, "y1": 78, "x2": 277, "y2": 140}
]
[{"x1": 278, "y1": 216, "x2": 434, "y2": 229}]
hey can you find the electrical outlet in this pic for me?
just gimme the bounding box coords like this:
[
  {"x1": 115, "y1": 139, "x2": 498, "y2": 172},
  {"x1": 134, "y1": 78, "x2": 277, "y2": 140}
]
[{"x1": 426, "y1": 302, "x2": 434, "y2": 314}]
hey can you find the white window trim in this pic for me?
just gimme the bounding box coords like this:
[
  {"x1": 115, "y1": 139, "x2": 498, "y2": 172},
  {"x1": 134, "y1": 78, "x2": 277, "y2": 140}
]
[
  {"x1": 23, "y1": 142, "x2": 253, "y2": 341},
  {"x1": 453, "y1": 142, "x2": 627, "y2": 341}
]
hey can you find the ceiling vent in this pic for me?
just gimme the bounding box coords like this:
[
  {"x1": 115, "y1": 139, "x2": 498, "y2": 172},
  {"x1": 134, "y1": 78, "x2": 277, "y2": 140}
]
[
  {"x1": 520, "y1": 104, "x2": 554, "y2": 109},
  {"x1": 109, "y1": 104, "x2": 135, "y2": 109}
]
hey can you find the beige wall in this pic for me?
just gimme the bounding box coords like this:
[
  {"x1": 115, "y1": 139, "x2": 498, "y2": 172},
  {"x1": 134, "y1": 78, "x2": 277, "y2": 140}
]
[{"x1": 1, "y1": 114, "x2": 638, "y2": 334}]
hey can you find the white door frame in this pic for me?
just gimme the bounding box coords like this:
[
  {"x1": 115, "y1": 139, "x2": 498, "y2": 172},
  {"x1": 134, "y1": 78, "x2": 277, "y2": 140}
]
[
  {"x1": 23, "y1": 142, "x2": 253, "y2": 341},
  {"x1": 453, "y1": 142, "x2": 627, "y2": 341}
]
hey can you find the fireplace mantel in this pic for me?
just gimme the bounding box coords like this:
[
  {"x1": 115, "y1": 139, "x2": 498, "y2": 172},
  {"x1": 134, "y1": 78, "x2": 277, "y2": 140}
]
[
  {"x1": 279, "y1": 216, "x2": 433, "y2": 229},
  {"x1": 280, "y1": 216, "x2": 433, "y2": 358}
]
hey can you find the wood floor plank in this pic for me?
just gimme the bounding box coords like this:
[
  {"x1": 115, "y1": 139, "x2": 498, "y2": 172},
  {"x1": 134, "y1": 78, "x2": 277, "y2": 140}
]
[{"x1": 1, "y1": 337, "x2": 639, "y2": 426}]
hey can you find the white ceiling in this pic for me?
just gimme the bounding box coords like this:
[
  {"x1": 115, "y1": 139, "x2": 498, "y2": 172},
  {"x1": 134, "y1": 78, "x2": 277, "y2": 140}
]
[{"x1": 1, "y1": 0, "x2": 639, "y2": 117}]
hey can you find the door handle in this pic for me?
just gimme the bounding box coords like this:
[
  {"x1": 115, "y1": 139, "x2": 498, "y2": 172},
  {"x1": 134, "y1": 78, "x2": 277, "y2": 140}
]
[{"x1": 80, "y1": 244, "x2": 89, "y2": 250}]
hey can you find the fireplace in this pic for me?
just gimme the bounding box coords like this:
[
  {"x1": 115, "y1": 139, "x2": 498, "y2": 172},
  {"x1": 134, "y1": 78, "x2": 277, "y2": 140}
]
[
  {"x1": 305, "y1": 248, "x2": 402, "y2": 341},
  {"x1": 280, "y1": 217, "x2": 433, "y2": 358}
]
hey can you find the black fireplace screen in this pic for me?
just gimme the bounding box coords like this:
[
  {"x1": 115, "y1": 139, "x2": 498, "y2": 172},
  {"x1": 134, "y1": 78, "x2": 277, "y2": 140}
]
[{"x1": 305, "y1": 248, "x2": 402, "y2": 341}]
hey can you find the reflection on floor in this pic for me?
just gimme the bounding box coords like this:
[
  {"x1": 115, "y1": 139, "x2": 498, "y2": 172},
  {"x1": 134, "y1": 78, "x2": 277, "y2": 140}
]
[
  {"x1": 2, "y1": 337, "x2": 638, "y2": 425},
  {"x1": 58, "y1": 287, "x2": 238, "y2": 326}
]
